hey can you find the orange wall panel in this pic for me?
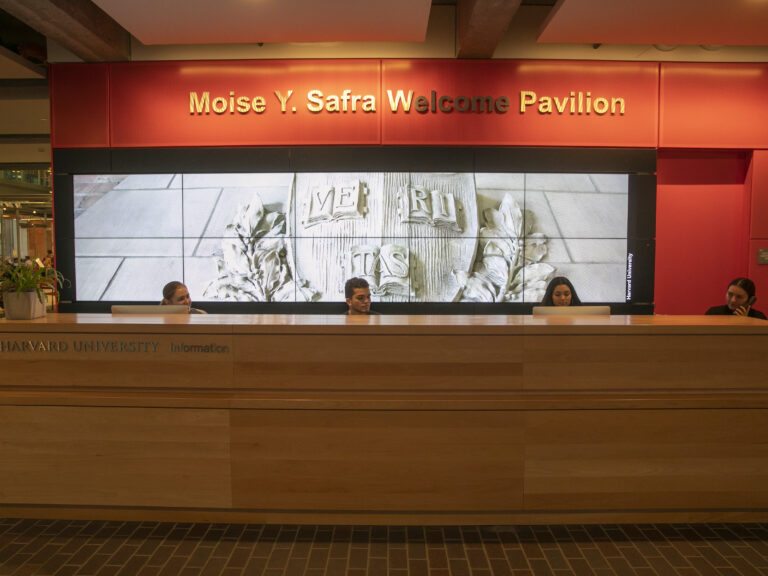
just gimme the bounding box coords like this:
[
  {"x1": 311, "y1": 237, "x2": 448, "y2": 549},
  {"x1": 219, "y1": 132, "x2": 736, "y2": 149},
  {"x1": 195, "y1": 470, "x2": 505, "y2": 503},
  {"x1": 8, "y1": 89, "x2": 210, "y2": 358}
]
[
  {"x1": 748, "y1": 151, "x2": 768, "y2": 304},
  {"x1": 50, "y1": 59, "x2": 660, "y2": 149},
  {"x1": 750, "y1": 150, "x2": 768, "y2": 239},
  {"x1": 109, "y1": 60, "x2": 382, "y2": 147},
  {"x1": 655, "y1": 150, "x2": 750, "y2": 315},
  {"x1": 381, "y1": 60, "x2": 658, "y2": 147},
  {"x1": 660, "y1": 63, "x2": 768, "y2": 149},
  {"x1": 50, "y1": 63, "x2": 109, "y2": 149},
  {"x1": 50, "y1": 60, "x2": 768, "y2": 151},
  {"x1": 748, "y1": 240, "x2": 768, "y2": 308}
]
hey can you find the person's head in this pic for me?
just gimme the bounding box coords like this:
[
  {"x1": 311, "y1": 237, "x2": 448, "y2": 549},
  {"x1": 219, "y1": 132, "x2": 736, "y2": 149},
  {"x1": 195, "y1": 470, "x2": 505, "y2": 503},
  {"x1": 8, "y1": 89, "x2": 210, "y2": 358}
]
[
  {"x1": 541, "y1": 276, "x2": 582, "y2": 307},
  {"x1": 725, "y1": 277, "x2": 756, "y2": 311},
  {"x1": 345, "y1": 277, "x2": 371, "y2": 315},
  {"x1": 162, "y1": 281, "x2": 191, "y2": 309}
]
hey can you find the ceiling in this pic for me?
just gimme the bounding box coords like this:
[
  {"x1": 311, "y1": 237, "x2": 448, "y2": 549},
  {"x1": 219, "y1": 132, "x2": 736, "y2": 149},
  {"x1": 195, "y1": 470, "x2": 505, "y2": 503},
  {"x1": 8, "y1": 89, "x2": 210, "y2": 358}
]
[
  {"x1": 540, "y1": 0, "x2": 768, "y2": 47},
  {"x1": 0, "y1": 0, "x2": 766, "y2": 74},
  {"x1": 1, "y1": 0, "x2": 768, "y2": 70},
  {"x1": 90, "y1": 0, "x2": 434, "y2": 45},
  {"x1": 0, "y1": 0, "x2": 767, "y2": 219}
]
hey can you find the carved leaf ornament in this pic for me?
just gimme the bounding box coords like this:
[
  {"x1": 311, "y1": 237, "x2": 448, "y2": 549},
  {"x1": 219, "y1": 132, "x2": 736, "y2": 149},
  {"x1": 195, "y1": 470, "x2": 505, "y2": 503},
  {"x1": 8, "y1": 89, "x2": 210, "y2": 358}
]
[
  {"x1": 455, "y1": 194, "x2": 553, "y2": 303},
  {"x1": 205, "y1": 195, "x2": 318, "y2": 302}
]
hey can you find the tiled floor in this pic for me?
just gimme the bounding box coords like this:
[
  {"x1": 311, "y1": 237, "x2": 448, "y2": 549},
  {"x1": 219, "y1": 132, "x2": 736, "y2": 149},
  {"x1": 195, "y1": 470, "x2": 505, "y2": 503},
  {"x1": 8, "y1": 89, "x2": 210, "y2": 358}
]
[{"x1": 1, "y1": 520, "x2": 767, "y2": 576}]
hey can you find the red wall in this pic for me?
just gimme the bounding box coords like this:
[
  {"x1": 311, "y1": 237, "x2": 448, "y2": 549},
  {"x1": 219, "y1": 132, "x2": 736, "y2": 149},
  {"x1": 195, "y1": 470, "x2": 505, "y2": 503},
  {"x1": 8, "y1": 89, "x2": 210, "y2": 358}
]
[
  {"x1": 655, "y1": 150, "x2": 751, "y2": 314},
  {"x1": 49, "y1": 63, "x2": 109, "y2": 148},
  {"x1": 660, "y1": 63, "x2": 768, "y2": 149},
  {"x1": 48, "y1": 60, "x2": 768, "y2": 315},
  {"x1": 50, "y1": 59, "x2": 659, "y2": 149},
  {"x1": 380, "y1": 60, "x2": 658, "y2": 147},
  {"x1": 109, "y1": 60, "x2": 382, "y2": 147},
  {"x1": 749, "y1": 151, "x2": 768, "y2": 306}
]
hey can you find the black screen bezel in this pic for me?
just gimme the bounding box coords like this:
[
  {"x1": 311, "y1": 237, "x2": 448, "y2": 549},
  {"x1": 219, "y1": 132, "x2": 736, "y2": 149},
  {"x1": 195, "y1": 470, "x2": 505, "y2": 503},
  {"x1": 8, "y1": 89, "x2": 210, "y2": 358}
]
[{"x1": 54, "y1": 146, "x2": 656, "y2": 314}]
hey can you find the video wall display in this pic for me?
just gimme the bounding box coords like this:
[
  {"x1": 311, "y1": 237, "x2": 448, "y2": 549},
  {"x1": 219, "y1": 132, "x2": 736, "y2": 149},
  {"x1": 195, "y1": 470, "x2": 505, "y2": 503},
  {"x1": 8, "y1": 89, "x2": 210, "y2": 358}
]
[{"x1": 73, "y1": 171, "x2": 630, "y2": 304}]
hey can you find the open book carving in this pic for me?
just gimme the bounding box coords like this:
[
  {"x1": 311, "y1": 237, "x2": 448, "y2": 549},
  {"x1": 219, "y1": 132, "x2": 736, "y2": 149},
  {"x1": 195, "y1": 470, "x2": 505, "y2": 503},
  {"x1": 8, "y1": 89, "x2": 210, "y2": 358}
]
[
  {"x1": 397, "y1": 185, "x2": 461, "y2": 231},
  {"x1": 347, "y1": 243, "x2": 414, "y2": 298},
  {"x1": 303, "y1": 180, "x2": 368, "y2": 227}
]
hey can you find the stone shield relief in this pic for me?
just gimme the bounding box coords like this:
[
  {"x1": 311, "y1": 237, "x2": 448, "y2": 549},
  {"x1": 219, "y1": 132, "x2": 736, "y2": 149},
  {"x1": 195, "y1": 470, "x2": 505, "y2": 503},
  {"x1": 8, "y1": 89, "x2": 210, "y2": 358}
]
[
  {"x1": 73, "y1": 172, "x2": 630, "y2": 304},
  {"x1": 291, "y1": 172, "x2": 479, "y2": 302}
]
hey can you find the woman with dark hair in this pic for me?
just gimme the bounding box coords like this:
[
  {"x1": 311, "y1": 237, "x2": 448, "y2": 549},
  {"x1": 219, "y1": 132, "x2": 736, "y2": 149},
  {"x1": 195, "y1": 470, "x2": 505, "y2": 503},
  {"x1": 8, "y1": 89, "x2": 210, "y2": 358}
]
[
  {"x1": 540, "y1": 276, "x2": 582, "y2": 307},
  {"x1": 705, "y1": 277, "x2": 766, "y2": 319},
  {"x1": 161, "y1": 281, "x2": 206, "y2": 314}
]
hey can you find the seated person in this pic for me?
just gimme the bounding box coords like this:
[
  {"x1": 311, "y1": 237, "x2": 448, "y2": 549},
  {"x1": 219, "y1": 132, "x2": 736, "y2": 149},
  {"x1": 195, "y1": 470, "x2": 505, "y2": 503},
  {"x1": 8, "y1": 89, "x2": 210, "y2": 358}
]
[
  {"x1": 345, "y1": 277, "x2": 380, "y2": 315},
  {"x1": 705, "y1": 277, "x2": 766, "y2": 319},
  {"x1": 540, "y1": 276, "x2": 582, "y2": 307},
  {"x1": 161, "y1": 281, "x2": 207, "y2": 314}
]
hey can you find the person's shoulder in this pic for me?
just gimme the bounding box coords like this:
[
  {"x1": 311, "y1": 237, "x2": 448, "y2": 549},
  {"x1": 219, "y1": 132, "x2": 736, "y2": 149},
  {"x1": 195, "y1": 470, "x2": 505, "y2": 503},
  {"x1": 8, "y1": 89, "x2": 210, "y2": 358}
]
[
  {"x1": 749, "y1": 308, "x2": 767, "y2": 320},
  {"x1": 368, "y1": 310, "x2": 381, "y2": 315},
  {"x1": 705, "y1": 305, "x2": 728, "y2": 315}
]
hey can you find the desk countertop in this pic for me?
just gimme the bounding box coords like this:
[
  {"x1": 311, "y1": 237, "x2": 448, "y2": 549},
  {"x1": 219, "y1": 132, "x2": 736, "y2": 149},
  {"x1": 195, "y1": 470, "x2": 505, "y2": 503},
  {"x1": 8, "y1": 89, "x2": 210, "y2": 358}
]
[{"x1": 1, "y1": 312, "x2": 767, "y2": 335}]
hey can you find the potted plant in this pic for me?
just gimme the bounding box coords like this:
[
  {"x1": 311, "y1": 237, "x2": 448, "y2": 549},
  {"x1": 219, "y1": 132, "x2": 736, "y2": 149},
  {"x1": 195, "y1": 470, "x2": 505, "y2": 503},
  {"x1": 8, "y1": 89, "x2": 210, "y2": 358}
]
[{"x1": 0, "y1": 262, "x2": 67, "y2": 320}]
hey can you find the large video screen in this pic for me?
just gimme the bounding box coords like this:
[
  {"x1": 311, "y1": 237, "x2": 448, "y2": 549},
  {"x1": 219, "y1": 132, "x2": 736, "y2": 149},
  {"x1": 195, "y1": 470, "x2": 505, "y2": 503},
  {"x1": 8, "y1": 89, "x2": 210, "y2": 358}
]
[{"x1": 73, "y1": 172, "x2": 630, "y2": 304}]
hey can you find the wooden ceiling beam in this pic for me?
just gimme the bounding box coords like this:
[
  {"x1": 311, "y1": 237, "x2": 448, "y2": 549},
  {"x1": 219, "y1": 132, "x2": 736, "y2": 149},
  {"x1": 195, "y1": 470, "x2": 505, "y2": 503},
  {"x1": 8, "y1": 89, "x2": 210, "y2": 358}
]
[
  {"x1": 0, "y1": 0, "x2": 130, "y2": 61},
  {"x1": 456, "y1": 0, "x2": 522, "y2": 58}
]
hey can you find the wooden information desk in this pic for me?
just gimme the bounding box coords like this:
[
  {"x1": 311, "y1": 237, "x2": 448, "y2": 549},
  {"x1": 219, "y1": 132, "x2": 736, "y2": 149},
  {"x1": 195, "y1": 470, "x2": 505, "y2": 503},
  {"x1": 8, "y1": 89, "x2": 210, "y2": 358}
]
[{"x1": 1, "y1": 313, "x2": 767, "y2": 524}]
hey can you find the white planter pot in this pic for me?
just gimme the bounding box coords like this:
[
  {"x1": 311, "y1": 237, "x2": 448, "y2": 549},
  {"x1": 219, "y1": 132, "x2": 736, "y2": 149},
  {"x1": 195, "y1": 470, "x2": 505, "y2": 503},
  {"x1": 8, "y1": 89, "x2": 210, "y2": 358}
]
[{"x1": 2, "y1": 291, "x2": 47, "y2": 320}]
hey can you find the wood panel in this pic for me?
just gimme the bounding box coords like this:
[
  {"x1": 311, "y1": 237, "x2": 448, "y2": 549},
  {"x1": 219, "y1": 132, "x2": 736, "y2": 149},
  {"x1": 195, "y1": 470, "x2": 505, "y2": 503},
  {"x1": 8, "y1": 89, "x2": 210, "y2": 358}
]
[
  {"x1": 0, "y1": 406, "x2": 231, "y2": 508},
  {"x1": 523, "y1": 334, "x2": 768, "y2": 390},
  {"x1": 233, "y1": 334, "x2": 524, "y2": 390},
  {"x1": 0, "y1": 333, "x2": 233, "y2": 389},
  {"x1": 524, "y1": 410, "x2": 768, "y2": 510},
  {"x1": 2, "y1": 314, "x2": 768, "y2": 524},
  {"x1": 230, "y1": 410, "x2": 524, "y2": 511}
]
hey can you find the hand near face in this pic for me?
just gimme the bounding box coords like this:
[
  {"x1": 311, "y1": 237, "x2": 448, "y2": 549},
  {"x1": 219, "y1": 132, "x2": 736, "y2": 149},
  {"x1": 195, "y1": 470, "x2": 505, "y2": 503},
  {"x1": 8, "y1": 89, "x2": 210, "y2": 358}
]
[
  {"x1": 726, "y1": 285, "x2": 750, "y2": 316},
  {"x1": 734, "y1": 303, "x2": 751, "y2": 316}
]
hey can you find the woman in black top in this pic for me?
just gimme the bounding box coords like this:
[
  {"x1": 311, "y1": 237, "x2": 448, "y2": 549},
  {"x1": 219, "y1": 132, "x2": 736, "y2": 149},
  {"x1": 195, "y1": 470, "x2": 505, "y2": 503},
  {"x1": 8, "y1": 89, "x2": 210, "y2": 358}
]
[
  {"x1": 705, "y1": 277, "x2": 766, "y2": 319},
  {"x1": 540, "y1": 276, "x2": 582, "y2": 307}
]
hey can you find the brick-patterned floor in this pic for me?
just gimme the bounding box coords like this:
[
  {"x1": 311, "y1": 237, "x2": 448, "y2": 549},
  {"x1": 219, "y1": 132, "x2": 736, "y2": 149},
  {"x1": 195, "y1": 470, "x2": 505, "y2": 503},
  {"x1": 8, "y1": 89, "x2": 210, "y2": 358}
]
[{"x1": 1, "y1": 520, "x2": 767, "y2": 576}]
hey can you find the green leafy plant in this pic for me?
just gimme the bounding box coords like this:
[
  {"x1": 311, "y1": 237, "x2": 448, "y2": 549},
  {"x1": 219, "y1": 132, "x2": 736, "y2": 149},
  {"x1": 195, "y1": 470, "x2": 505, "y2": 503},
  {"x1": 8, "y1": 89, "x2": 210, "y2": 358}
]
[{"x1": 0, "y1": 262, "x2": 68, "y2": 305}]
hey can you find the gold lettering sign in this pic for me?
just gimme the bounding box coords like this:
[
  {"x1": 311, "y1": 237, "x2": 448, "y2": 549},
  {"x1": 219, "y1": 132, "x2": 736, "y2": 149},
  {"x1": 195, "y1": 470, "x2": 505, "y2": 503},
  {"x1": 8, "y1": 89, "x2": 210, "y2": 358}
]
[
  {"x1": 188, "y1": 89, "x2": 626, "y2": 117},
  {"x1": 519, "y1": 90, "x2": 625, "y2": 115}
]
